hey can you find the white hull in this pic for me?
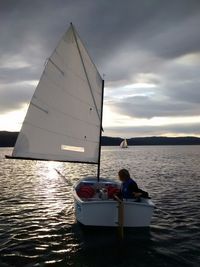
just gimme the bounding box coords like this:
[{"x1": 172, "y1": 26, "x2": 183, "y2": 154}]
[{"x1": 73, "y1": 177, "x2": 154, "y2": 227}]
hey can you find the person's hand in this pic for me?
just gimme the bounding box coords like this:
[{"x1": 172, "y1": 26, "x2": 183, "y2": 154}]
[{"x1": 133, "y1": 192, "x2": 142, "y2": 198}]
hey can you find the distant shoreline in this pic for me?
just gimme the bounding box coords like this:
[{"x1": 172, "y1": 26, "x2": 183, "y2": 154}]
[{"x1": 0, "y1": 131, "x2": 200, "y2": 147}]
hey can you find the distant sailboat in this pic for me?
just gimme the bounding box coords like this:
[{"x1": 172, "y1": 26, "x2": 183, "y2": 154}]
[
  {"x1": 6, "y1": 23, "x2": 154, "y2": 228},
  {"x1": 120, "y1": 138, "x2": 128, "y2": 148}
]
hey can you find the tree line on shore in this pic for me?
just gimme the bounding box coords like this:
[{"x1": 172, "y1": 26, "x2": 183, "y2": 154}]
[{"x1": 0, "y1": 131, "x2": 200, "y2": 147}]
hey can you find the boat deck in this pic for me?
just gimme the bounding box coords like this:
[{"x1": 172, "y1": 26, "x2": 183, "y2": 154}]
[{"x1": 74, "y1": 177, "x2": 153, "y2": 206}]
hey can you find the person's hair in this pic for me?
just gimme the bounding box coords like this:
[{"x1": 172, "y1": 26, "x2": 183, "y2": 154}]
[{"x1": 118, "y1": 169, "x2": 130, "y2": 180}]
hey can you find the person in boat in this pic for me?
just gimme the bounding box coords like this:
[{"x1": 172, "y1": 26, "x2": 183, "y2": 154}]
[{"x1": 117, "y1": 169, "x2": 149, "y2": 200}]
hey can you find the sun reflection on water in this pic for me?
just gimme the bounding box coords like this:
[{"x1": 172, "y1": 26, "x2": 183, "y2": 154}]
[
  {"x1": 36, "y1": 161, "x2": 64, "y2": 180},
  {"x1": 32, "y1": 161, "x2": 69, "y2": 215}
]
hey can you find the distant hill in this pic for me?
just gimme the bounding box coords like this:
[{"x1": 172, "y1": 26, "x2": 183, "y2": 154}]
[
  {"x1": 0, "y1": 131, "x2": 19, "y2": 147},
  {"x1": 102, "y1": 136, "x2": 200, "y2": 146},
  {"x1": 0, "y1": 131, "x2": 200, "y2": 147},
  {"x1": 126, "y1": 136, "x2": 200, "y2": 146}
]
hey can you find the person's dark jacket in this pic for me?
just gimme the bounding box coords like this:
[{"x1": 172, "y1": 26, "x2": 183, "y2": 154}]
[{"x1": 120, "y1": 178, "x2": 150, "y2": 199}]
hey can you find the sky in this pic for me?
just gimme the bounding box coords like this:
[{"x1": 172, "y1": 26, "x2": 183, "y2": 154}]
[{"x1": 0, "y1": 0, "x2": 200, "y2": 137}]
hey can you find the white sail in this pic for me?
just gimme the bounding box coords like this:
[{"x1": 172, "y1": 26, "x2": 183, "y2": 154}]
[
  {"x1": 124, "y1": 139, "x2": 128, "y2": 147},
  {"x1": 11, "y1": 24, "x2": 103, "y2": 163},
  {"x1": 120, "y1": 139, "x2": 128, "y2": 148}
]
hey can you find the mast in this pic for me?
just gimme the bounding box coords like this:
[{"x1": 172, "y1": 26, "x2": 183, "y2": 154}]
[{"x1": 97, "y1": 80, "x2": 104, "y2": 181}]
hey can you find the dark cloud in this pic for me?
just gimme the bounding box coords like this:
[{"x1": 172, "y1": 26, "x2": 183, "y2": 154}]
[
  {"x1": 107, "y1": 78, "x2": 200, "y2": 119},
  {"x1": 1, "y1": 0, "x2": 200, "y2": 77},
  {"x1": 0, "y1": 0, "x2": 199, "y2": 135},
  {"x1": 108, "y1": 94, "x2": 200, "y2": 119},
  {"x1": 0, "y1": 66, "x2": 38, "y2": 85},
  {"x1": 0, "y1": 80, "x2": 34, "y2": 113},
  {"x1": 164, "y1": 82, "x2": 200, "y2": 105}
]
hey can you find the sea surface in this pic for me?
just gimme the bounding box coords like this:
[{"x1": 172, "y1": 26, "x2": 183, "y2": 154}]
[{"x1": 0, "y1": 146, "x2": 200, "y2": 267}]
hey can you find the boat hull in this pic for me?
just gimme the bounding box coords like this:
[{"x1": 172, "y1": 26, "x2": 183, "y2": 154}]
[{"x1": 73, "y1": 177, "x2": 154, "y2": 228}]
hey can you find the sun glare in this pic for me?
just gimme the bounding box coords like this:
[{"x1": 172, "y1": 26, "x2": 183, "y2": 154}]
[{"x1": 0, "y1": 106, "x2": 28, "y2": 131}]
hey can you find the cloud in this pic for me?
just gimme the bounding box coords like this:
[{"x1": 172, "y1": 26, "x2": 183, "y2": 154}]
[
  {"x1": 0, "y1": 0, "x2": 199, "y2": 136},
  {"x1": 0, "y1": 80, "x2": 37, "y2": 113},
  {"x1": 107, "y1": 94, "x2": 200, "y2": 119},
  {"x1": 106, "y1": 73, "x2": 200, "y2": 119}
]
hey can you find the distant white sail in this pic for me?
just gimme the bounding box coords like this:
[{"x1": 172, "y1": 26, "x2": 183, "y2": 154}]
[
  {"x1": 12, "y1": 24, "x2": 103, "y2": 163},
  {"x1": 120, "y1": 139, "x2": 128, "y2": 148}
]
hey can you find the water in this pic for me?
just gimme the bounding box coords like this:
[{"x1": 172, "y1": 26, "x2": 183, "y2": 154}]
[{"x1": 0, "y1": 146, "x2": 200, "y2": 267}]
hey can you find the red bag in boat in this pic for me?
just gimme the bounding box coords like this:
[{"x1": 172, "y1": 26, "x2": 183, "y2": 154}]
[
  {"x1": 107, "y1": 185, "x2": 120, "y2": 199},
  {"x1": 77, "y1": 185, "x2": 95, "y2": 198}
]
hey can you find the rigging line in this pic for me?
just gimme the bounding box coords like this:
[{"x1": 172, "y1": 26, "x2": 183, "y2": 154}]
[
  {"x1": 54, "y1": 169, "x2": 73, "y2": 186},
  {"x1": 24, "y1": 121, "x2": 99, "y2": 144},
  {"x1": 54, "y1": 49, "x2": 101, "y2": 96},
  {"x1": 71, "y1": 23, "x2": 101, "y2": 123},
  {"x1": 42, "y1": 69, "x2": 100, "y2": 111},
  {"x1": 31, "y1": 97, "x2": 99, "y2": 128}
]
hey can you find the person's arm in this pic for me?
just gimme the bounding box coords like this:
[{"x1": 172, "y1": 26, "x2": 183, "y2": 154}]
[{"x1": 129, "y1": 182, "x2": 142, "y2": 198}]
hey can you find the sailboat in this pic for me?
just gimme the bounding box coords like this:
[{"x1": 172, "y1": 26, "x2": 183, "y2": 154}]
[
  {"x1": 120, "y1": 138, "x2": 128, "y2": 148},
  {"x1": 6, "y1": 23, "x2": 154, "y2": 228}
]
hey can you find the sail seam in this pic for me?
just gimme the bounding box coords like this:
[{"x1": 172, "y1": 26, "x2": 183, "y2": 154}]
[
  {"x1": 54, "y1": 49, "x2": 101, "y2": 96},
  {"x1": 24, "y1": 121, "x2": 99, "y2": 144},
  {"x1": 32, "y1": 97, "x2": 99, "y2": 128},
  {"x1": 43, "y1": 71, "x2": 100, "y2": 110},
  {"x1": 49, "y1": 58, "x2": 64, "y2": 76},
  {"x1": 31, "y1": 102, "x2": 48, "y2": 114}
]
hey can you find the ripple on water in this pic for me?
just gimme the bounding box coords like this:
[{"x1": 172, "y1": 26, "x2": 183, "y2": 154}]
[{"x1": 0, "y1": 146, "x2": 200, "y2": 266}]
